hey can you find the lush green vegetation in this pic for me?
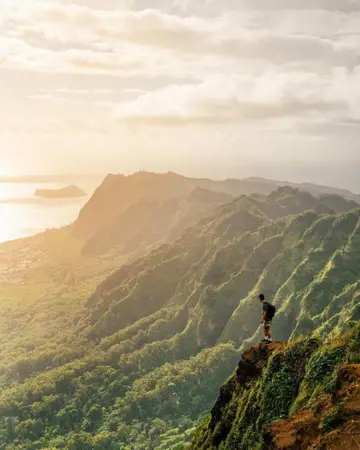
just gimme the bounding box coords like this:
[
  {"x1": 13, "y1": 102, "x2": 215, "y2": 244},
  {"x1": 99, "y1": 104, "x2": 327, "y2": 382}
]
[
  {"x1": 0, "y1": 176, "x2": 359, "y2": 449},
  {"x1": 191, "y1": 325, "x2": 360, "y2": 449}
]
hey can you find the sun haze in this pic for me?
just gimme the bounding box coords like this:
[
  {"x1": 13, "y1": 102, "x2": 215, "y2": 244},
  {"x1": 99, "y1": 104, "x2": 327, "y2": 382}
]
[{"x1": 0, "y1": 0, "x2": 359, "y2": 189}]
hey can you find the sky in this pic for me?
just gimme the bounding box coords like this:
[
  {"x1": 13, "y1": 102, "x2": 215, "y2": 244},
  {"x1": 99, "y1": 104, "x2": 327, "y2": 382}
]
[{"x1": 0, "y1": 0, "x2": 360, "y2": 189}]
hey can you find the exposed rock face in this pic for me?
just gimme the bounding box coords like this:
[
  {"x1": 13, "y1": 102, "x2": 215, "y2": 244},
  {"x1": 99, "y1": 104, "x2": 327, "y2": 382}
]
[
  {"x1": 263, "y1": 364, "x2": 360, "y2": 450},
  {"x1": 190, "y1": 334, "x2": 360, "y2": 450},
  {"x1": 211, "y1": 342, "x2": 286, "y2": 431},
  {"x1": 198, "y1": 342, "x2": 286, "y2": 448}
]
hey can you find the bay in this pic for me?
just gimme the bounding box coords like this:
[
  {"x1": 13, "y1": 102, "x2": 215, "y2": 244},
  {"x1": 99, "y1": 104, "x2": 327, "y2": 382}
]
[{"x1": 0, "y1": 178, "x2": 101, "y2": 243}]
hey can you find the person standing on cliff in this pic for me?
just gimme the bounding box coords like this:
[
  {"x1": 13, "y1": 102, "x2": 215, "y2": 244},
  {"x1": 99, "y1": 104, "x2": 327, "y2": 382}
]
[{"x1": 259, "y1": 294, "x2": 275, "y2": 343}]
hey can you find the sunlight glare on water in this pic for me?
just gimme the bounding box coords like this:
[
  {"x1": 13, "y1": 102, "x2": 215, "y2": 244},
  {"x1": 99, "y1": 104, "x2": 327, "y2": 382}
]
[
  {"x1": 0, "y1": 181, "x2": 98, "y2": 243},
  {"x1": 0, "y1": 203, "x2": 34, "y2": 243}
]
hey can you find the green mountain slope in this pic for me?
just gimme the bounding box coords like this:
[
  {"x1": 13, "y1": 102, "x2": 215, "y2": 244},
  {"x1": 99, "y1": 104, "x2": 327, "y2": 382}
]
[
  {"x1": 191, "y1": 326, "x2": 360, "y2": 450},
  {"x1": 0, "y1": 185, "x2": 231, "y2": 369},
  {"x1": 72, "y1": 171, "x2": 360, "y2": 241},
  {"x1": 0, "y1": 184, "x2": 359, "y2": 449},
  {"x1": 82, "y1": 187, "x2": 231, "y2": 257}
]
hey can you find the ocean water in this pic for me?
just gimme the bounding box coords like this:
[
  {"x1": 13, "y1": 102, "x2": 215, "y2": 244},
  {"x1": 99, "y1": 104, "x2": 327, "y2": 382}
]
[{"x1": 0, "y1": 179, "x2": 101, "y2": 243}]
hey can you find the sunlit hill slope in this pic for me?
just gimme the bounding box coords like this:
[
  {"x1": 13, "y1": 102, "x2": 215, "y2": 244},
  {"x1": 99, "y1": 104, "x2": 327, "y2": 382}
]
[{"x1": 0, "y1": 172, "x2": 359, "y2": 449}]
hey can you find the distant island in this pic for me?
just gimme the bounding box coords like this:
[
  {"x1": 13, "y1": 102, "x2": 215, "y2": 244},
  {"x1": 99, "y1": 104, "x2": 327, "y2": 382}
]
[{"x1": 35, "y1": 185, "x2": 86, "y2": 198}]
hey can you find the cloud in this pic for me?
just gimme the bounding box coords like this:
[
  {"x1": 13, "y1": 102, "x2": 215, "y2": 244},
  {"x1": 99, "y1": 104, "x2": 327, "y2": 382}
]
[
  {"x1": 2, "y1": 116, "x2": 116, "y2": 135},
  {"x1": 1, "y1": 0, "x2": 360, "y2": 172},
  {"x1": 5, "y1": 4, "x2": 213, "y2": 48},
  {"x1": 236, "y1": 0, "x2": 360, "y2": 11},
  {"x1": 219, "y1": 34, "x2": 358, "y2": 67},
  {"x1": 115, "y1": 68, "x2": 360, "y2": 125},
  {"x1": 25, "y1": 89, "x2": 117, "y2": 108},
  {"x1": 199, "y1": 0, "x2": 360, "y2": 12},
  {"x1": 1, "y1": 2, "x2": 359, "y2": 78},
  {"x1": 123, "y1": 88, "x2": 145, "y2": 95},
  {"x1": 51, "y1": 88, "x2": 114, "y2": 95},
  {"x1": 52, "y1": 0, "x2": 360, "y2": 13},
  {"x1": 57, "y1": 0, "x2": 135, "y2": 9},
  {"x1": 26, "y1": 93, "x2": 68, "y2": 102},
  {"x1": 0, "y1": 36, "x2": 153, "y2": 76},
  {"x1": 298, "y1": 119, "x2": 360, "y2": 137}
]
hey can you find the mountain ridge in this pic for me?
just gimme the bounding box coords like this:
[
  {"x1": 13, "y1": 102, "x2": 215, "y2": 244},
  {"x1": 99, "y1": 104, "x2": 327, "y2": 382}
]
[
  {"x1": 0, "y1": 178, "x2": 360, "y2": 448},
  {"x1": 72, "y1": 171, "x2": 360, "y2": 241},
  {"x1": 191, "y1": 326, "x2": 360, "y2": 449},
  {"x1": 81, "y1": 187, "x2": 231, "y2": 257}
]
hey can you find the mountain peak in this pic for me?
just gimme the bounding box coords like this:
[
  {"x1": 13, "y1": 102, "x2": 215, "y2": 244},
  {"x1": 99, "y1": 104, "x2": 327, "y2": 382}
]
[
  {"x1": 269, "y1": 185, "x2": 302, "y2": 199},
  {"x1": 187, "y1": 187, "x2": 231, "y2": 204}
]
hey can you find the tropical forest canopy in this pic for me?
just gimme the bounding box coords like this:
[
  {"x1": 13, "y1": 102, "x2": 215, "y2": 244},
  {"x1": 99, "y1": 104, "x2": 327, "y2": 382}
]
[{"x1": 0, "y1": 172, "x2": 359, "y2": 449}]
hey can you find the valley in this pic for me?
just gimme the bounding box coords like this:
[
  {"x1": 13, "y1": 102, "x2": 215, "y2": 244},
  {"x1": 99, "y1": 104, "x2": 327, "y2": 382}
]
[{"x1": 0, "y1": 172, "x2": 359, "y2": 449}]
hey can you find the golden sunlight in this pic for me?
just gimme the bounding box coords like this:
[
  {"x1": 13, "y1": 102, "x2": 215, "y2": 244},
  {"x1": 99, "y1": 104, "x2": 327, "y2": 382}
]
[
  {"x1": 0, "y1": 182, "x2": 26, "y2": 242},
  {"x1": 0, "y1": 157, "x2": 12, "y2": 177},
  {"x1": 0, "y1": 205, "x2": 24, "y2": 243}
]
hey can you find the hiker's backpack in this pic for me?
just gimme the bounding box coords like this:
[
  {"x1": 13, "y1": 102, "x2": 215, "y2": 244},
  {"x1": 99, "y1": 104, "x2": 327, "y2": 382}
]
[{"x1": 265, "y1": 302, "x2": 276, "y2": 319}]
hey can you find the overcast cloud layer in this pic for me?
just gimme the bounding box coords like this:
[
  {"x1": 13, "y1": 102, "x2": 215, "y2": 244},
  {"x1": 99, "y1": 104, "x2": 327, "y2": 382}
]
[{"x1": 0, "y1": 0, "x2": 359, "y2": 188}]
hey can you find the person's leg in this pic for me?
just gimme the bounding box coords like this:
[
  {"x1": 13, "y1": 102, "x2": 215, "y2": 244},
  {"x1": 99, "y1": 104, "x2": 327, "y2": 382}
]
[
  {"x1": 262, "y1": 321, "x2": 269, "y2": 341},
  {"x1": 265, "y1": 321, "x2": 272, "y2": 341}
]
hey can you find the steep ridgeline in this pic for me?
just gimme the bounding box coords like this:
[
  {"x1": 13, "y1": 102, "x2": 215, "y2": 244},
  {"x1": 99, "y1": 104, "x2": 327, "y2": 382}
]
[
  {"x1": 73, "y1": 172, "x2": 196, "y2": 239},
  {"x1": 244, "y1": 177, "x2": 360, "y2": 205},
  {"x1": 82, "y1": 187, "x2": 231, "y2": 256},
  {"x1": 73, "y1": 171, "x2": 254, "y2": 240},
  {"x1": 81, "y1": 186, "x2": 359, "y2": 343},
  {"x1": 72, "y1": 171, "x2": 360, "y2": 241},
  {"x1": 1, "y1": 187, "x2": 360, "y2": 449},
  {"x1": 191, "y1": 325, "x2": 360, "y2": 449}
]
